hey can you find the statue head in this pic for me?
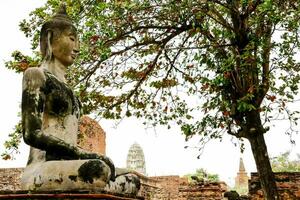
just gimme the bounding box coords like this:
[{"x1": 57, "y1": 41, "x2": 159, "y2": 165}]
[{"x1": 40, "y1": 4, "x2": 79, "y2": 66}]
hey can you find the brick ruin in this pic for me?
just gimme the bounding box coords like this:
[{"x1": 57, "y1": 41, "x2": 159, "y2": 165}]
[
  {"x1": 140, "y1": 175, "x2": 228, "y2": 200},
  {"x1": 249, "y1": 172, "x2": 300, "y2": 200},
  {"x1": 0, "y1": 168, "x2": 22, "y2": 191},
  {"x1": 78, "y1": 115, "x2": 106, "y2": 155}
]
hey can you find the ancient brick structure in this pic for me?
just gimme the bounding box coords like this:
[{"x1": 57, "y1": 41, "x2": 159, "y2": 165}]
[
  {"x1": 150, "y1": 176, "x2": 185, "y2": 199},
  {"x1": 138, "y1": 175, "x2": 228, "y2": 200},
  {"x1": 78, "y1": 115, "x2": 106, "y2": 155},
  {"x1": 178, "y1": 181, "x2": 228, "y2": 200},
  {"x1": 0, "y1": 168, "x2": 23, "y2": 190},
  {"x1": 137, "y1": 173, "x2": 169, "y2": 199},
  {"x1": 249, "y1": 172, "x2": 300, "y2": 200}
]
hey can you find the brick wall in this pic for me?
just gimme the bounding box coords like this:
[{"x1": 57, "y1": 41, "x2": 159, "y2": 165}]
[
  {"x1": 178, "y1": 181, "x2": 227, "y2": 200},
  {"x1": 136, "y1": 173, "x2": 169, "y2": 199},
  {"x1": 249, "y1": 172, "x2": 300, "y2": 200},
  {"x1": 78, "y1": 115, "x2": 106, "y2": 155},
  {"x1": 138, "y1": 175, "x2": 227, "y2": 200},
  {"x1": 150, "y1": 176, "x2": 182, "y2": 199},
  {"x1": 0, "y1": 168, "x2": 23, "y2": 190},
  {"x1": 139, "y1": 182, "x2": 169, "y2": 199}
]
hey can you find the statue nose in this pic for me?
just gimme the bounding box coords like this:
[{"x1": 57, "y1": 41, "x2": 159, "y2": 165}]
[
  {"x1": 74, "y1": 40, "x2": 80, "y2": 53},
  {"x1": 72, "y1": 48, "x2": 79, "y2": 59}
]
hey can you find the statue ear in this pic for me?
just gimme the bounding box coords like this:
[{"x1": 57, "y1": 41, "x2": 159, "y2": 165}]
[{"x1": 45, "y1": 30, "x2": 53, "y2": 61}]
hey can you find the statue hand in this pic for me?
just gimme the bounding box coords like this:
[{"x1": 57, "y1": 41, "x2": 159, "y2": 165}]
[
  {"x1": 78, "y1": 149, "x2": 116, "y2": 181},
  {"x1": 96, "y1": 155, "x2": 116, "y2": 181}
]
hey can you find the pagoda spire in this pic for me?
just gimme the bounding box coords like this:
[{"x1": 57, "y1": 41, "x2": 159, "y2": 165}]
[
  {"x1": 239, "y1": 157, "x2": 246, "y2": 172},
  {"x1": 235, "y1": 157, "x2": 249, "y2": 195}
]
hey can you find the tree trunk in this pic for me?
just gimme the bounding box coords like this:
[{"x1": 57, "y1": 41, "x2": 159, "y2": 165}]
[{"x1": 248, "y1": 133, "x2": 280, "y2": 200}]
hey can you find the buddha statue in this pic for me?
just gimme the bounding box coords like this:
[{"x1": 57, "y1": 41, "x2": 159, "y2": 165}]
[{"x1": 21, "y1": 5, "x2": 140, "y2": 195}]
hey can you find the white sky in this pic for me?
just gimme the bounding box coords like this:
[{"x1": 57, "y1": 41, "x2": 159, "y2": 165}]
[{"x1": 0, "y1": 1, "x2": 299, "y2": 188}]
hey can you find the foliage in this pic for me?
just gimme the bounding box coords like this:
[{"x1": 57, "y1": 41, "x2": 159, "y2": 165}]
[
  {"x1": 271, "y1": 151, "x2": 300, "y2": 172},
  {"x1": 6, "y1": 0, "x2": 300, "y2": 141},
  {"x1": 184, "y1": 168, "x2": 219, "y2": 183},
  {"x1": 5, "y1": 51, "x2": 41, "y2": 73},
  {"x1": 1, "y1": 120, "x2": 22, "y2": 160},
  {"x1": 232, "y1": 185, "x2": 248, "y2": 196}
]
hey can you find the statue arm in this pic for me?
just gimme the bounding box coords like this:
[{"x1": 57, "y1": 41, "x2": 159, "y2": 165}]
[
  {"x1": 21, "y1": 67, "x2": 46, "y2": 148},
  {"x1": 21, "y1": 67, "x2": 80, "y2": 158}
]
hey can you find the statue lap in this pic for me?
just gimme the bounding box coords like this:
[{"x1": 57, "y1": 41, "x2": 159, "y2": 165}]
[
  {"x1": 21, "y1": 159, "x2": 110, "y2": 191},
  {"x1": 21, "y1": 159, "x2": 140, "y2": 194}
]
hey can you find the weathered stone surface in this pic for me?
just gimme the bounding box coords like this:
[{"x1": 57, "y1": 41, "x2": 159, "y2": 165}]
[
  {"x1": 21, "y1": 160, "x2": 110, "y2": 191},
  {"x1": 0, "y1": 168, "x2": 141, "y2": 198}
]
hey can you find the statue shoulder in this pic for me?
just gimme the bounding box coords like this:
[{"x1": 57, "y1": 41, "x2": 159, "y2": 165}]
[{"x1": 22, "y1": 67, "x2": 46, "y2": 91}]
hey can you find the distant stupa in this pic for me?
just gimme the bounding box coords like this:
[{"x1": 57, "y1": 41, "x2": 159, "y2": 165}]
[
  {"x1": 234, "y1": 157, "x2": 249, "y2": 194},
  {"x1": 126, "y1": 142, "x2": 146, "y2": 175}
]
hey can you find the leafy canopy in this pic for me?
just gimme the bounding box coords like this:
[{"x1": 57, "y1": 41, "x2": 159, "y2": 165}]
[
  {"x1": 271, "y1": 151, "x2": 300, "y2": 172},
  {"x1": 184, "y1": 168, "x2": 219, "y2": 182},
  {"x1": 4, "y1": 0, "x2": 300, "y2": 157}
]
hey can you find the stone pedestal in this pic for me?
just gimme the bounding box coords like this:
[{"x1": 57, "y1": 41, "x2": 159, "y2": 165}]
[{"x1": 0, "y1": 190, "x2": 144, "y2": 200}]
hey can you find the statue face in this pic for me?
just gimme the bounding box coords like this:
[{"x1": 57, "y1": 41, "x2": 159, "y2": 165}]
[{"x1": 51, "y1": 28, "x2": 79, "y2": 66}]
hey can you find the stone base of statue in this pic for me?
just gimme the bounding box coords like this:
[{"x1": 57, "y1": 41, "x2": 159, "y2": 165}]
[
  {"x1": 0, "y1": 190, "x2": 144, "y2": 200},
  {"x1": 21, "y1": 160, "x2": 140, "y2": 196}
]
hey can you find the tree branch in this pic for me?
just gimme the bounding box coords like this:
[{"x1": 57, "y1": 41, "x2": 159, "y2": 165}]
[
  {"x1": 106, "y1": 28, "x2": 188, "y2": 109},
  {"x1": 242, "y1": 0, "x2": 264, "y2": 18},
  {"x1": 207, "y1": 5, "x2": 233, "y2": 31}
]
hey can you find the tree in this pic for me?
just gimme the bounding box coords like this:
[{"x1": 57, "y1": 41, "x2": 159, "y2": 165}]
[
  {"x1": 4, "y1": 1, "x2": 300, "y2": 199},
  {"x1": 184, "y1": 168, "x2": 219, "y2": 183},
  {"x1": 271, "y1": 151, "x2": 300, "y2": 172},
  {"x1": 232, "y1": 185, "x2": 248, "y2": 196}
]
